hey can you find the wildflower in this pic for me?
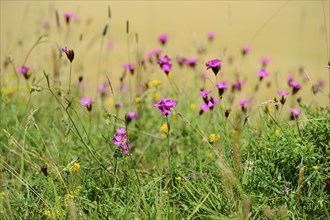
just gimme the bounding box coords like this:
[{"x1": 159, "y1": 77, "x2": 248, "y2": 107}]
[
  {"x1": 239, "y1": 99, "x2": 249, "y2": 114},
  {"x1": 161, "y1": 123, "x2": 168, "y2": 134},
  {"x1": 216, "y1": 81, "x2": 227, "y2": 97},
  {"x1": 246, "y1": 160, "x2": 253, "y2": 171},
  {"x1": 260, "y1": 56, "x2": 271, "y2": 67},
  {"x1": 209, "y1": 133, "x2": 218, "y2": 143},
  {"x1": 199, "y1": 97, "x2": 219, "y2": 114},
  {"x1": 200, "y1": 89, "x2": 212, "y2": 98},
  {"x1": 312, "y1": 79, "x2": 324, "y2": 95},
  {"x1": 242, "y1": 45, "x2": 252, "y2": 55},
  {"x1": 205, "y1": 59, "x2": 222, "y2": 75},
  {"x1": 190, "y1": 103, "x2": 196, "y2": 110},
  {"x1": 278, "y1": 91, "x2": 289, "y2": 105},
  {"x1": 175, "y1": 176, "x2": 182, "y2": 181},
  {"x1": 61, "y1": 46, "x2": 74, "y2": 62},
  {"x1": 126, "y1": 111, "x2": 138, "y2": 124},
  {"x1": 158, "y1": 33, "x2": 168, "y2": 45},
  {"x1": 289, "y1": 81, "x2": 301, "y2": 95},
  {"x1": 176, "y1": 56, "x2": 185, "y2": 67},
  {"x1": 231, "y1": 80, "x2": 244, "y2": 92},
  {"x1": 113, "y1": 128, "x2": 131, "y2": 155},
  {"x1": 289, "y1": 108, "x2": 301, "y2": 119},
  {"x1": 274, "y1": 129, "x2": 280, "y2": 136},
  {"x1": 184, "y1": 57, "x2": 198, "y2": 68},
  {"x1": 70, "y1": 162, "x2": 81, "y2": 172},
  {"x1": 64, "y1": 12, "x2": 74, "y2": 24},
  {"x1": 154, "y1": 98, "x2": 177, "y2": 116},
  {"x1": 157, "y1": 55, "x2": 172, "y2": 75},
  {"x1": 152, "y1": 92, "x2": 160, "y2": 101},
  {"x1": 80, "y1": 97, "x2": 92, "y2": 111},
  {"x1": 207, "y1": 31, "x2": 216, "y2": 41},
  {"x1": 44, "y1": 210, "x2": 52, "y2": 219},
  {"x1": 312, "y1": 165, "x2": 318, "y2": 170},
  {"x1": 16, "y1": 65, "x2": 31, "y2": 79},
  {"x1": 147, "y1": 48, "x2": 162, "y2": 62},
  {"x1": 258, "y1": 68, "x2": 269, "y2": 80},
  {"x1": 107, "y1": 40, "x2": 115, "y2": 49},
  {"x1": 135, "y1": 96, "x2": 141, "y2": 104},
  {"x1": 122, "y1": 63, "x2": 135, "y2": 75}
]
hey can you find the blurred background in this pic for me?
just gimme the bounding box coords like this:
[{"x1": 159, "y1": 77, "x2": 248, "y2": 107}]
[{"x1": 1, "y1": 1, "x2": 329, "y2": 106}]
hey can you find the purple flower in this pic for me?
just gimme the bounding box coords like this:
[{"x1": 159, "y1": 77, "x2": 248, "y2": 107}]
[
  {"x1": 200, "y1": 89, "x2": 212, "y2": 98},
  {"x1": 207, "y1": 31, "x2": 216, "y2": 41},
  {"x1": 80, "y1": 97, "x2": 92, "y2": 111},
  {"x1": 157, "y1": 55, "x2": 172, "y2": 75},
  {"x1": 64, "y1": 12, "x2": 74, "y2": 24},
  {"x1": 239, "y1": 100, "x2": 249, "y2": 107},
  {"x1": 277, "y1": 91, "x2": 289, "y2": 96},
  {"x1": 258, "y1": 68, "x2": 269, "y2": 80},
  {"x1": 242, "y1": 45, "x2": 252, "y2": 55},
  {"x1": 158, "y1": 33, "x2": 168, "y2": 45},
  {"x1": 239, "y1": 100, "x2": 249, "y2": 114},
  {"x1": 232, "y1": 80, "x2": 244, "y2": 92},
  {"x1": 289, "y1": 108, "x2": 301, "y2": 119},
  {"x1": 289, "y1": 81, "x2": 301, "y2": 95},
  {"x1": 154, "y1": 98, "x2": 177, "y2": 116},
  {"x1": 127, "y1": 112, "x2": 138, "y2": 121},
  {"x1": 113, "y1": 128, "x2": 131, "y2": 155},
  {"x1": 61, "y1": 46, "x2": 74, "y2": 62},
  {"x1": 260, "y1": 57, "x2": 271, "y2": 67},
  {"x1": 147, "y1": 49, "x2": 162, "y2": 62},
  {"x1": 199, "y1": 97, "x2": 219, "y2": 114},
  {"x1": 157, "y1": 55, "x2": 171, "y2": 65},
  {"x1": 205, "y1": 59, "x2": 222, "y2": 75},
  {"x1": 98, "y1": 82, "x2": 108, "y2": 97},
  {"x1": 216, "y1": 81, "x2": 227, "y2": 96},
  {"x1": 16, "y1": 66, "x2": 31, "y2": 79},
  {"x1": 176, "y1": 56, "x2": 186, "y2": 67},
  {"x1": 161, "y1": 63, "x2": 172, "y2": 74},
  {"x1": 122, "y1": 63, "x2": 135, "y2": 75},
  {"x1": 184, "y1": 57, "x2": 198, "y2": 68}
]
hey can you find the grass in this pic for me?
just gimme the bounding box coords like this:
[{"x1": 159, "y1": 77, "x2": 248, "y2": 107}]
[{"x1": 1, "y1": 2, "x2": 330, "y2": 219}]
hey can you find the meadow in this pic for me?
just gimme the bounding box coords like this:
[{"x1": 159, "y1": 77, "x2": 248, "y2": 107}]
[{"x1": 1, "y1": 1, "x2": 330, "y2": 219}]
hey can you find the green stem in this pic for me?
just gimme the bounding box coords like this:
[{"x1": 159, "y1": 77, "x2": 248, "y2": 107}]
[
  {"x1": 166, "y1": 116, "x2": 171, "y2": 174},
  {"x1": 68, "y1": 62, "x2": 72, "y2": 96}
]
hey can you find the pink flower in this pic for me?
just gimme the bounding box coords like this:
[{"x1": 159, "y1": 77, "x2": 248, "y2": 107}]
[
  {"x1": 184, "y1": 57, "x2": 198, "y2": 68},
  {"x1": 258, "y1": 68, "x2": 269, "y2": 79},
  {"x1": 157, "y1": 55, "x2": 172, "y2": 75},
  {"x1": 260, "y1": 57, "x2": 271, "y2": 67},
  {"x1": 200, "y1": 89, "x2": 212, "y2": 98},
  {"x1": 205, "y1": 59, "x2": 222, "y2": 75},
  {"x1": 113, "y1": 128, "x2": 131, "y2": 155},
  {"x1": 207, "y1": 31, "x2": 216, "y2": 41},
  {"x1": 61, "y1": 46, "x2": 74, "y2": 62},
  {"x1": 98, "y1": 82, "x2": 108, "y2": 97},
  {"x1": 147, "y1": 49, "x2": 162, "y2": 62},
  {"x1": 242, "y1": 45, "x2": 252, "y2": 55},
  {"x1": 16, "y1": 66, "x2": 31, "y2": 79},
  {"x1": 289, "y1": 108, "x2": 301, "y2": 117},
  {"x1": 239, "y1": 100, "x2": 249, "y2": 107},
  {"x1": 158, "y1": 33, "x2": 168, "y2": 45},
  {"x1": 154, "y1": 98, "x2": 177, "y2": 116},
  {"x1": 107, "y1": 40, "x2": 115, "y2": 49},
  {"x1": 122, "y1": 63, "x2": 135, "y2": 75},
  {"x1": 80, "y1": 97, "x2": 92, "y2": 111},
  {"x1": 289, "y1": 81, "x2": 301, "y2": 95},
  {"x1": 199, "y1": 97, "x2": 219, "y2": 114},
  {"x1": 216, "y1": 81, "x2": 227, "y2": 96},
  {"x1": 232, "y1": 80, "x2": 244, "y2": 92},
  {"x1": 64, "y1": 12, "x2": 75, "y2": 24},
  {"x1": 277, "y1": 91, "x2": 289, "y2": 97}
]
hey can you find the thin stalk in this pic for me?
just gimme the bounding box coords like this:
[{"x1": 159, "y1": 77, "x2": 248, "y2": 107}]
[
  {"x1": 68, "y1": 62, "x2": 72, "y2": 96},
  {"x1": 166, "y1": 116, "x2": 171, "y2": 174}
]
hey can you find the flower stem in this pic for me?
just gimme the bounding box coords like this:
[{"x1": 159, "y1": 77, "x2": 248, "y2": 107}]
[
  {"x1": 166, "y1": 116, "x2": 172, "y2": 174},
  {"x1": 68, "y1": 62, "x2": 72, "y2": 96}
]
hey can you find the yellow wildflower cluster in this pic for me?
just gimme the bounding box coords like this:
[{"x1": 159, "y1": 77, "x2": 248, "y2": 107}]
[
  {"x1": 274, "y1": 129, "x2": 281, "y2": 136},
  {"x1": 69, "y1": 162, "x2": 81, "y2": 173},
  {"x1": 209, "y1": 133, "x2": 218, "y2": 143},
  {"x1": 43, "y1": 210, "x2": 52, "y2": 219},
  {"x1": 161, "y1": 123, "x2": 168, "y2": 134},
  {"x1": 135, "y1": 96, "x2": 141, "y2": 104},
  {"x1": 148, "y1": 79, "x2": 161, "y2": 88},
  {"x1": 64, "y1": 186, "x2": 82, "y2": 207}
]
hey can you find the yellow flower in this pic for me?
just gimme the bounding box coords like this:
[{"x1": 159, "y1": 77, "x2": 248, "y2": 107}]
[
  {"x1": 275, "y1": 129, "x2": 280, "y2": 136},
  {"x1": 209, "y1": 133, "x2": 218, "y2": 143},
  {"x1": 161, "y1": 123, "x2": 168, "y2": 134},
  {"x1": 44, "y1": 210, "x2": 52, "y2": 219},
  {"x1": 206, "y1": 151, "x2": 213, "y2": 158},
  {"x1": 135, "y1": 97, "x2": 141, "y2": 104},
  {"x1": 152, "y1": 92, "x2": 160, "y2": 101},
  {"x1": 106, "y1": 98, "x2": 114, "y2": 106},
  {"x1": 70, "y1": 162, "x2": 80, "y2": 173},
  {"x1": 175, "y1": 176, "x2": 182, "y2": 181},
  {"x1": 190, "y1": 103, "x2": 196, "y2": 110},
  {"x1": 312, "y1": 165, "x2": 318, "y2": 170}
]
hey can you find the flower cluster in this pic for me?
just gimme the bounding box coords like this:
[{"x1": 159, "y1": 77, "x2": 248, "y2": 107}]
[
  {"x1": 199, "y1": 90, "x2": 219, "y2": 114},
  {"x1": 157, "y1": 55, "x2": 172, "y2": 75},
  {"x1": 113, "y1": 128, "x2": 131, "y2": 155},
  {"x1": 154, "y1": 98, "x2": 177, "y2": 116}
]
